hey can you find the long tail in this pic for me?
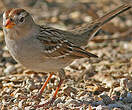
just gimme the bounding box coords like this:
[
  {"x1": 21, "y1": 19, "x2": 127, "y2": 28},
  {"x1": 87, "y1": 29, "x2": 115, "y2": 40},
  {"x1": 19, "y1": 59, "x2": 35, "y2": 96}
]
[{"x1": 74, "y1": 3, "x2": 131, "y2": 46}]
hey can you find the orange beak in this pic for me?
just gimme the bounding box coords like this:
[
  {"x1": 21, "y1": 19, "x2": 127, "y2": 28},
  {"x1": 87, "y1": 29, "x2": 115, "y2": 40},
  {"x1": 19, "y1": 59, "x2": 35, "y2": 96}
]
[{"x1": 5, "y1": 19, "x2": 15, "y2": 29}]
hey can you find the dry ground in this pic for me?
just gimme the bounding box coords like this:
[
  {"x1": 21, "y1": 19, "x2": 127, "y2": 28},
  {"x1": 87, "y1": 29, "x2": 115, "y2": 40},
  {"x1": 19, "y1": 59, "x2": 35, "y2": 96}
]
[{"x1": 0, "y1": 0, "x2": 132, "y2": 110}]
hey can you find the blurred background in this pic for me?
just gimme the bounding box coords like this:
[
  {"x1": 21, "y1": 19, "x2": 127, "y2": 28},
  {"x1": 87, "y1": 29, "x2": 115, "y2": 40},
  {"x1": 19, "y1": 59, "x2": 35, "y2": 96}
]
[{"x1": 0, "y1": 0, "x2": 132, "y2": 109}]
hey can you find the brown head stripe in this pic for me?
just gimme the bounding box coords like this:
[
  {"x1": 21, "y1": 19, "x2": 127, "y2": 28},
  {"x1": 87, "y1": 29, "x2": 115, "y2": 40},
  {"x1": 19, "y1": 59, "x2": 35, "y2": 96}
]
[
  {"x1": 5, "y1": 8, "x2": 26, "y2": 18},
  {"x1": 5, "y1": 8, "x2": 13, "y2": 18}
]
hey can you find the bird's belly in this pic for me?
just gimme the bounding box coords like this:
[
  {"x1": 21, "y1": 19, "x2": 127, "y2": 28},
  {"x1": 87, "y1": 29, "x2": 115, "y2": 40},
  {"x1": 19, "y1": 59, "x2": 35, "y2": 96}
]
[
  {"x1": 9, "y1": 47, "x2": 73, "y2": 72},
  {"x1": 5, "y1": 36, "x2": 73, "y2": 73},
  {"x1": 20, "y1": 57, "x2": 73, "y2": 73}
]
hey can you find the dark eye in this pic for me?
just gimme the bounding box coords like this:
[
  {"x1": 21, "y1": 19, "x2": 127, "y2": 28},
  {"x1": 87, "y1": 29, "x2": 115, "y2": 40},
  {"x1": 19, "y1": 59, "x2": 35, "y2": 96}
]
[
  {"x1": 10, "y1": 18, "x2": 13, "y2": 21},
  {"x1": 19, "y1": 17, "x2": 24, "y2": 23}
]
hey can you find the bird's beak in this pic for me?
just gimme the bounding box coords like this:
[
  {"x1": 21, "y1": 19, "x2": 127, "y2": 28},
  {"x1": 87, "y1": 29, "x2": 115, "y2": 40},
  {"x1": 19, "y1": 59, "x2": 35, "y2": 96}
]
[{"x1": 5, "y1": 19, "x2": 15, "y2": 29}]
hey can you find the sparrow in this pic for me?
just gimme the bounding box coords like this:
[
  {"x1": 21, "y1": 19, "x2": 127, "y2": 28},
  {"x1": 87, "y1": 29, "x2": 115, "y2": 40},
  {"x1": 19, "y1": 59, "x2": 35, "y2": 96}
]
[{"x1": 2, "y1": 3, "x2": 131, "y2": 108}]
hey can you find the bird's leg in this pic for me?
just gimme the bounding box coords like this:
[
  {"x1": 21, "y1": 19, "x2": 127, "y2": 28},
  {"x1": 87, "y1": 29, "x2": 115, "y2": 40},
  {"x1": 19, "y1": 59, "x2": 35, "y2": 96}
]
[
  {"x1": 33, "y1": 79, "x2": 64, "y2": 108},
  {"x1": 33, "y1": 69, "x2": 65, "y2": 109},
  {"x1": 32, "y1": 73, "x2": 53, "y2": 99},
  {"x1": 39, "y1": 74, "x2": 53, "y2": 95},
  {"x1": 20, "y1": 73, "x2": 53, "y2": 100}
]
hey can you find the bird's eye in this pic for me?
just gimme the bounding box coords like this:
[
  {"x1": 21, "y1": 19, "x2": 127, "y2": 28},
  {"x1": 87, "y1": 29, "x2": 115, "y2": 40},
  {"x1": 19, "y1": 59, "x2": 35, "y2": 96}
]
[
  {"x1": 19, "y1": 17, "x2": 24, "y2": 23},
  {"x1": 10, "y1": 18, "x2": 13, "y2": 21}
]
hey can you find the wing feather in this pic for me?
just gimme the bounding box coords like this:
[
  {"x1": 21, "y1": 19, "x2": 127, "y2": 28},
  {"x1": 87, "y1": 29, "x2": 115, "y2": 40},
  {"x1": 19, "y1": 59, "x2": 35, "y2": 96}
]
[{"x1": 37, "y1": 26, "x2": 98, "y2": 59}]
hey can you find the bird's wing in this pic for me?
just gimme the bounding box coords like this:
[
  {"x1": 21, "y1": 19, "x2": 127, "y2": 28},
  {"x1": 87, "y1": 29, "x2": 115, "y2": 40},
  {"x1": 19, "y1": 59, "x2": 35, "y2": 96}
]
[{"x1": 37, "y1": 26, "x2": 98, "y2": 59}]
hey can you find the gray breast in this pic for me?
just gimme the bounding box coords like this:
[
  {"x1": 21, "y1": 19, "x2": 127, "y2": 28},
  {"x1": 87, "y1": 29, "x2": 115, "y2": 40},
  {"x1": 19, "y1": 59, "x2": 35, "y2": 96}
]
[{"x1": 5, "y1": 32, "x2": 43, "y2": 65}]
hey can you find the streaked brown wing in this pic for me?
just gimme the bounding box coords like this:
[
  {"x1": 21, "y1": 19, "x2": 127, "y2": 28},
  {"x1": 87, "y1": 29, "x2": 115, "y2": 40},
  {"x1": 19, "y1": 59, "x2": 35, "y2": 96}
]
[{"x1": 37, "y1": 26, "x2": 98, "y2": 59}]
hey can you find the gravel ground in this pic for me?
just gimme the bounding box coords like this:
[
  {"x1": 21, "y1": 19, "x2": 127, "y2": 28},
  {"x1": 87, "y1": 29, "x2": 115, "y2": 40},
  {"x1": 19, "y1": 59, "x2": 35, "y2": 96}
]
[{"x1": 0, "y1": 0, "x2": 132, "y2": 110}]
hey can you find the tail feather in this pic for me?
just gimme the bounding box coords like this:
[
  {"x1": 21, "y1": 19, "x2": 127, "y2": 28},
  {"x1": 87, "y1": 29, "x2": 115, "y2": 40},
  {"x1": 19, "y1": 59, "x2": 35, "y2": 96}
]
[{"x1": 73, "y1": 3, "x2": 131, "y2": 45}]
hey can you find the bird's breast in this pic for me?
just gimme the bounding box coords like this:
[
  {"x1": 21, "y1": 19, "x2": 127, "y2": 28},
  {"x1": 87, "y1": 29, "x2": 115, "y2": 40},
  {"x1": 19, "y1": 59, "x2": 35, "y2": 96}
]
[
  {"x1": 4, "y1": 34, "x2": 73, "y2": 72},
  {"x1": 5, "y1": 34, "x2": 43, "y2": 66}
]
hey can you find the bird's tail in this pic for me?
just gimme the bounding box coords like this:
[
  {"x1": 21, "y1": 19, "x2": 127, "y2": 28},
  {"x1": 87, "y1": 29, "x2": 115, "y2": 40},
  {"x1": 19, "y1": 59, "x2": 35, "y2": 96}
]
[{"x1": 75, "y1": 3, "x2": 131, "y2": 46}]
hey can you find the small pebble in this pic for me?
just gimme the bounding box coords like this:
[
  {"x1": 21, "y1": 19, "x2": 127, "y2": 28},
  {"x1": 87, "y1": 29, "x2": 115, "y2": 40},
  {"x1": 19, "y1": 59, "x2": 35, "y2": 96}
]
[
  {"x1": 63, "y1": 86, "x2": 78, "y2": 98},
  {"x1": 100, "y1": 92, "x2": 113, "y2": 105},
  {"x1": 18, "y1": 100, "x2": 24, "y2": 108},
  {"x1": 12, "y1": 106, "x2": 19, "y2": 110},
  {"x1": 54, "y1": 97, "x2": 64, "y2": 106},
  {"x1": 4, "y1": 65, "x2": 16, "y2": 74}
]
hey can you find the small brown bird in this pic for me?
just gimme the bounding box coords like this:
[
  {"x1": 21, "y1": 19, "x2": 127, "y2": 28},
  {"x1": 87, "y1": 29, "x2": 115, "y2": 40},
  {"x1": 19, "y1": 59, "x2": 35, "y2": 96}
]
[{"x1": 2, "y1": 3, "x2": 131, "y2": 108}]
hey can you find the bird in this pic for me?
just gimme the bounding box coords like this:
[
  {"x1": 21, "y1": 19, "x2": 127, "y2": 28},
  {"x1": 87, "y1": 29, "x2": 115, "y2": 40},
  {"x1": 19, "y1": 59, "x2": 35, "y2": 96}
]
[{"x1": 2, "y1": 3, "x2": 131, "y2": 108}]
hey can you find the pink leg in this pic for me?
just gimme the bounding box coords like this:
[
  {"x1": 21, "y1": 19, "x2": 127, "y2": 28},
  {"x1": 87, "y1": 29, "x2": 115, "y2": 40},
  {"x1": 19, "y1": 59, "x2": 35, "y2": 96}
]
[
  {"x1": 33, "y1": 73, "x2": 53, "y2": 99},
  {"x1": 20, "y1": 73, "x2": 53, "y2": 100},
  {"x1": 33, "y1": 79, "x2": 64, "y2": 108}
]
